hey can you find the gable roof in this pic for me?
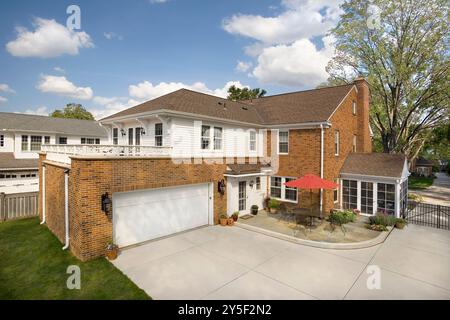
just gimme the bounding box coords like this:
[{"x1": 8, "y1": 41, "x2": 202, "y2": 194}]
[
  {"x1": 0, "y1": 112, "x2": 108, "y2": 137},
  {"x1": 101, "y1": 89, "x2": 264, "y2": 124},
  {"x1": 415, "y1": 157, "x2": 433, "y2": 166},
  {"x1": 340, "y1": 153, "x2": 408, "y2": 178},
  {"x1": 100, "y1": 84, "x2": 356, "y2": 125},
  {"x1": 0, "y1": 153, "x2": 38, "y2": 170}
]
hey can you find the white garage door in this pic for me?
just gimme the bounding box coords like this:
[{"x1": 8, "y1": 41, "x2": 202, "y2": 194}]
[{"x1": 113, "y1": 183, "x2": 211, "y2": 247}]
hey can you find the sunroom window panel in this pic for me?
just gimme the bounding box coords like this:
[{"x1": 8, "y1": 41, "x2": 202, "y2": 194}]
[{"x1": 342, "y1": 179, "x2": 357, "y2": 210}]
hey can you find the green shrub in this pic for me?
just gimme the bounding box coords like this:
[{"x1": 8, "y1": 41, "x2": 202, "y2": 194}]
[
  {"x1": 329, "y1": 210, "x2": 356, "y2": 225},
  {"x1": 368, "y1": 224, "x2": 388, "y2": 232},
  {"x1": 369, "y1": 213, "x2": 397, "y2": 227},
  {"x1": 268, "y1": 199, "x2": 280, "y2": 209}
]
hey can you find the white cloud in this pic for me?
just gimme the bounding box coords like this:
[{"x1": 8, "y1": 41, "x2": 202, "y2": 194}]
[
  {"x1": 235, "y1": 61, "x2": 252, "y2": 72},
  {"x1": 0, "y1": 83, "x2": 15, "y2": 94},
  {"x1": 0, "y1": 96, "x2": 7, "y2": 103},
  {"x1": 129, "y1": 80, "x2": 247, "y2": 101},
  {"x1": 22, "y1": 106, "x2": 48, "y2": 116},
  {"x1": 253, "y1": 36, "x2": 335, "y2": 87},
  {"x1": 104, "y1": 32, "x2": 124, "y2": 41},
  {"x1": 223, "y1": 0, "x2": 343, "y2": 87},
  {"x1": 91, "y1": 96, "x2": 138, "y2": 119},
  {"x1": 149, "y1": 0, "x2": 168, "y2": 3},
  {"x1": 37, "y1": 75, "x2": 93, "y2": 100},
  {"x1": 53, "y1": 67, "x2": 65, "y2": 73},
  {"x1": 6, "y1": 18, "x2": 93, "y2": 58}
]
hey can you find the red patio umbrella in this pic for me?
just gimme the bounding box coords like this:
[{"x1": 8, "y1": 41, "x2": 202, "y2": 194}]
[{"x1": 284, "y1": 174, "x2": 339, "y2": 214}]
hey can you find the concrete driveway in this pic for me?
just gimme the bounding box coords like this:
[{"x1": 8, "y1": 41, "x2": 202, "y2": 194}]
[{"x1": 112, "y1": 223, "x2": 450, "y2": 300}]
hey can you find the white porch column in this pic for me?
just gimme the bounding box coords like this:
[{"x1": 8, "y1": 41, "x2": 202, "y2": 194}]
[
  {"x1": 357, "y1": 180, "x2": 361, "y2": 211},
  {"x1": 395, "y1": 181, "x2": 401, "y2": 218},
  {"x1": 373, "y1": 183, "x2": 378, "y2": 214},
  {"x1": 40, "y1": 165, "x2": 46, "y2": 224}
]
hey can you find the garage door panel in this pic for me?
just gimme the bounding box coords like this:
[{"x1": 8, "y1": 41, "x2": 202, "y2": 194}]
[{"x1": 113, "y1": 184, "x2": 210, "y2": 247}]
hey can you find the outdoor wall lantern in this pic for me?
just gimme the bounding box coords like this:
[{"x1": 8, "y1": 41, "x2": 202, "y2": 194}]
[
  {"x1": 218, "y1": 179, "x2": 226, "y2": 195},
  {"x1": 101, "y1": 192, "x2": 112, "y2": 216},
  {"x1": 249, "y1": 180, "x2": 255, "y2": 188},
  {"x1": 120, "y1": 129, "x2": 126, "y2": 137},
  {"x1": 140, "y1": 127, "x2": 146, "y2": 135}
]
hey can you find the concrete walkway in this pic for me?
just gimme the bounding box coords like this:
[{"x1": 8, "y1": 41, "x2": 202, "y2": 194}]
[
  {"x1": 411, "y1": 172, "x2": 450, "y2": 206},
  {"x1": 112, "y1": 223, "x2": 450, "y2": 300}
]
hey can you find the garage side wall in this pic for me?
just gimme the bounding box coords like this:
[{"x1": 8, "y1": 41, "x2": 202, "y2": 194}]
[{"x1": 70, "y1": 157, "x2": 228, "y2": 261}]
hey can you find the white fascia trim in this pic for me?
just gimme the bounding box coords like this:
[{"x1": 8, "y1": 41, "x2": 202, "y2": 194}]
[
  {"x1": 340, "y1": 172, "x2": 401, "y2": 182},
  {"x1": 266, "y1": 121, "x2": 331, "y2": 129},
  {"x1": 224, "y1": 173, "x2": 267, "y2": 178},
  {"x1": 327, "y1": 85, "x2": 357, "y2": 122}
]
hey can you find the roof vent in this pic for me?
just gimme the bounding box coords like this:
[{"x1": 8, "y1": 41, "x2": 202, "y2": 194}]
[
  {"x1": 241, "y1": 106, "x2": 248, "y2": 110},
  {"x1": 218, "y1": 101, "x2": 227, "y2": 110}
]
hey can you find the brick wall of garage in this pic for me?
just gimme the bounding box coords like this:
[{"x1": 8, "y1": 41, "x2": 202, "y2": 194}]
[{"x1": 43, "y1": 156, "x2": 231, "y2": 261}]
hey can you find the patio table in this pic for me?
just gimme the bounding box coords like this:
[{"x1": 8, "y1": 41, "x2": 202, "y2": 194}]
[{"x1": 292, "y1": 208, "x2": 323, "y2": 232}]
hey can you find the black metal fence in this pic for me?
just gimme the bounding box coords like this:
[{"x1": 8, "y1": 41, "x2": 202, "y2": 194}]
[{"x1": 405, "y1": 201, "x2": 450, "y2": 230}]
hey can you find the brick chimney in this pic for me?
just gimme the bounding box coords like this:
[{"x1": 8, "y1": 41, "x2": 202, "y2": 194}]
[{"x1": 354, "y1": 77, "x2": 372, "y2": 153}]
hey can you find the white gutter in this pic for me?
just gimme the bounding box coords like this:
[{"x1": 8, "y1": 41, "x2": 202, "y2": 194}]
[
  {"x1": 320, "y1": 124, "x2": 324, "y2": 212},
  {"x1": 40, "y1": 165, "x2": 46, "y2": 224},
  {"x1": 62, "y1": 169, "x2": 70, "y2": 250}
]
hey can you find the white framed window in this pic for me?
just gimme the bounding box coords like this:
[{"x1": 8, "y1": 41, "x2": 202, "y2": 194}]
[
  {"x1": 81, "y1": 138, "x2": 100, "y2": 145},
  {"x1": 249, "y1": 130, "x2": 257, "y2": 152},
  {"x1": 44, "y1": 136, "x2": 50, "y2": 144},
  {"x1": 342, "y1": 179, "x2": 357, "y2": 209},
  {"x1": 334, "y1": 130, "x2": 340, "y2": 156},
  {"x1": 113, "y1": 128, "x2": 118, "y2": 145},
  {"x1": 30, "y1": 136, "x2": 42, "y2": 151},
  {"x1": 58, "y1": 137, "x2": 67, "y2": 144},
  {"x1": 270, "y1": 176, "x2": 297, "y2": 203},
  {"x1": 21, "y1": 135, "x2": 28, "y2": 151},
  {"x1": 0, "y1": 135, "x2": 4, "y2": 147},
  {"x1": 213, "y1": 127, "x2": 222, "y2": 150},
  {"x1": 352, "y1": 101, "x2": 357, "y2": 115},
  {"x1": 135, "y1": 128, "x2": 142, "y2": 146},
  {"x1": 352, "y1": 135, "x2": 357, "y2": 152},
  {"x1": 278, "y1": 130, "x2": 289, "y2": 154},
  {"x1": 256, "y1": 177, "x2": 261, "y2": 190},
  {"x1": 201, "y1": 125, "x2": 210, "y2": 150},
  {"x1": 128, "y1": 128, "x2": 134, "y2": 145},
  {"x1": 155, "y1": 123, "x2": 163, "y2": 146},
  {"x1": 333, "y1": 179, "x2": 339, "y2": 203}
]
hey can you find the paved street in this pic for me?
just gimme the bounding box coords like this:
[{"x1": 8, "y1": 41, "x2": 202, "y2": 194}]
[
  {"x1": 113, "y1": 223, "x2": 450, "y2": 300},
  {"x1": 411, "y1": 172, "x2": 450, "y2": 206}
]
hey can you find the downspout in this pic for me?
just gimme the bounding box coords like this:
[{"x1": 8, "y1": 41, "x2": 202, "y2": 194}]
[
  {"x1": 320, "y1": 124, "x2": 324, "y2": 212},
  {"x1": 40, "y1": 165, "x2": 46, "y2": 224},
  {"x1": 62, "y1": 169, "x2": 70, "y2": 250}
]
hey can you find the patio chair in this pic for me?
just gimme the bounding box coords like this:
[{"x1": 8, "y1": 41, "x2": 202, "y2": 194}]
[{"x1": 278, "y1": 203, "x2": 295, "y2": 223}]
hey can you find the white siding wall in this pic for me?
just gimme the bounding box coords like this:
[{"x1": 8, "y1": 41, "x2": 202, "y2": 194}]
[
  {"x1": 0, "y1": 133, "x2": 14, "y2": 153},
  {"x1": 227, "y1": 175, "x2": 267, "y2": 216}
]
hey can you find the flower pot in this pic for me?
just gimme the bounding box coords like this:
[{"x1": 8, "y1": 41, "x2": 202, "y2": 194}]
[
  {"x1": 232, "y1": 215, "x2": 238, "y2": 222},
  {"x1": 395, "y1": 222, "x2": 406, "y2": 229},
  {"x1": 251, "y1": 206, "x2": 258, "y2": 215},
  {"x1": 269, "y1": 208, "x2": 278, "y2": 214},
  {"x1": 220, "y1": 218, "x2": 228, "y2": 226},
  {"x1": 105, "y1": 248, "x2": 118, "y2": 260},
  {"x1": 227, "y1": 218, "x2": 234, "y2": 226}
]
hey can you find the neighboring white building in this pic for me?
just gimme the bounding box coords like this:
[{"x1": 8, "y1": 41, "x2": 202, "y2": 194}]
[{"x1": 0, "y1": 112, "x2": 108, "y2": 194}]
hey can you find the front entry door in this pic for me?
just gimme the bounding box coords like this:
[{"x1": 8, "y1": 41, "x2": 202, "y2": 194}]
[{"x1": 238, "y1": 181, "x2": 246, "y2": 211}]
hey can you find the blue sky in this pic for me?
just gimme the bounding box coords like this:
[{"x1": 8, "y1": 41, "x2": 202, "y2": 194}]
[{"x1": 0, "y1": 0, "x2": 343, "y2": 119}]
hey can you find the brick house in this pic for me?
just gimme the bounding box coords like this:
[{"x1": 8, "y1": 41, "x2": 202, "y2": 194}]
[{"x1": 39, "y1": 78, "x2": 409, "y2": 261}]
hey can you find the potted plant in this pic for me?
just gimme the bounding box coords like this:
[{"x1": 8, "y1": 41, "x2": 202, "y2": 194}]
[
  {"x1": 105, "y1": 242, "x2": 119, "y2": 260},
  {"x1": 395, "y1": 218, "x2": 408, "y2": 229},
  {"x1": 268, "y1": 199, "x2": 279, "y2": 213},
  {"x1": 219, "y1": 214, "x2": 228, "y2": 226},
  {"x1": 231, "y1": 211, "x2": 239, "y2": 222},
  {"x1": 251, "y1": 205, "x2": 259, "y2": 215},
  {"x1": 263, "y1": 196, "x2": 271, "y2": 211},
  {"x1": 227, "y1": 216, "x2": 234, "y2": 226}
]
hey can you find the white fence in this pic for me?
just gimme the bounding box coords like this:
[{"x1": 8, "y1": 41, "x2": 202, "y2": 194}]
[{"x1": 0, "y1": 192, "x2": 39, "y2": 221}]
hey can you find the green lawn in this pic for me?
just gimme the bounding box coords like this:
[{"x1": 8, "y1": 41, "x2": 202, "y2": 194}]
[
  {"x1": 408, "y1": 176, "x2": 434, "y2": 190},
  {"x1": 0, "y1": 218, "x2": 150, "y2": 300}
]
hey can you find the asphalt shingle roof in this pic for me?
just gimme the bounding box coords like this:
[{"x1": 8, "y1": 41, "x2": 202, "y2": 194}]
[
  {"x1": 0, "y1": 112, "x2": 108, "y2": 137},
  {"x1": 0, "y1": 153, "x2": 38, "y2": 170},
  {"x1": 340, "y1": 153, "x2": 407, "y2": 178},
  {"x1": 101, "y1": 84, "x2": 356, "y2": 125}
]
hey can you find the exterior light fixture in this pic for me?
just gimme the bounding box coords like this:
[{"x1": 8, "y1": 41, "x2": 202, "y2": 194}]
[
  {"x1": 217, "y1": 179, "x2": 226, "y2": 195},
  {"x1": 120, "y1": 129, "x2": 126, "y2": 137},
  {"x1": 140, "y1": 127, "x2": 146, "y2": 135},
  {"x1": 249, "y1": 180, "x2": 255, "y2": 188},
  {"x1": 101, "y1": 192, "x2": 112, "y2": 216}
]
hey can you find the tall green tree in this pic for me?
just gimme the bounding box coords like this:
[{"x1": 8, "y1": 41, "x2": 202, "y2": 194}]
[
  {"x1": 50, "y1": 103, "x2": 95, "y2": 120},
  {"x1": 326, "y1": 0, "x2": 449, "y2": 159},
  {"x1": 227, "y1": 85, "x2": 267, "y2": 101}
]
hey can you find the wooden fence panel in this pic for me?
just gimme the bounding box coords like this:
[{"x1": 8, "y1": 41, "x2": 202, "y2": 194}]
[{"x1": 0, "y1": 192, "x2": 39, "y2": 221}]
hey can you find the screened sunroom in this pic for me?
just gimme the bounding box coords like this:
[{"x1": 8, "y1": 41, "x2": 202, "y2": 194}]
[{"x1": 339, "y1": 153, "x2": 409, "y2": 218}]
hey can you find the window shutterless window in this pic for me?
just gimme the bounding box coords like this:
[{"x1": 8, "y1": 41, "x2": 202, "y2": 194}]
[
  {"x1": 30, "y1": 136, "x2": 42, "y2": 151},
  {"x1": 361, "y1": 181, "x2": 374, "y2": 214},
  {"x1": 352, "y1": 135, "x2": 357, "y2": 152},
  {"x1": 213, "y1": 127, "x2": 222, "y2": 150},
  {"x1": 58, "y1": 137, "x2": 67, "y2": 144},
  {"x1": 342, "y1": 179, "x2": 357, "y2": 210},
  {"x1": 352, "y1": 101, "x2": 357, "y2": 115},
  {"x1": 377, "y1": 183, "x2": 395, "y2": 215},
  {"x1": 21, "y1": 135, "x2": 28, "y2": 151},
  {"x1": 270, "y1": 177, "x2": 282, "y2": 198},
  {"x1": 334, "y1": 130, "x2": 340, "y2": 156},
  {"x1": 201, "y1": 125, "x2": 210, "y2": 150},
  {"x1": 135, "y1": 128, "x2": 141, "y2": 146},
  {"x1": 284, "y1": 178, "x2": 298, "y2": 202},
  {"x1": 44, "y1": 136, "x2": 50, "y2": 144},
  {"x1": 278, "y1": 130, "x2": 289, "y2": 154},
  {"x1": 249, "y1": 131, "x2": 256, "y2": 151},
  {"x1": 113, "y1": 128, "x2": 118, "y2": 145},
  {"x1": 155, "y1": 123, "x2": 163, "y2": 147},
  {"x1": 95, "y1": 138, "x2": 100, "y2": 145},
  {"x1": 333, "y1": 179, "x2": 339, "y2": 203},
  {"x1": 81, "y1": 138, "x2": 86, "y2": 144},
  {"x1": 0, "y1": 135, "x2": 4, "y2": 147},
  {"x1": 256, "y1": 177, "x2": 261, "y2": 190}
]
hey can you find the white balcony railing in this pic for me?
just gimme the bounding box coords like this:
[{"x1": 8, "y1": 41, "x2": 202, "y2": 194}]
[{"x1": 41, "y1": 144, "x2": 172, "y2": 164}]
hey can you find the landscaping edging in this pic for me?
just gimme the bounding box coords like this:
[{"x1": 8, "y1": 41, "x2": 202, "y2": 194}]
[{"x1": 236, "y1": 222, "x2": 394, "y2": 250}]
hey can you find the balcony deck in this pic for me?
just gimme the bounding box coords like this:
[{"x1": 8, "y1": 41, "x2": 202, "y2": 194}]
[{"x1": 41, "y1": 144, "x2": 172, "y2": 164}]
